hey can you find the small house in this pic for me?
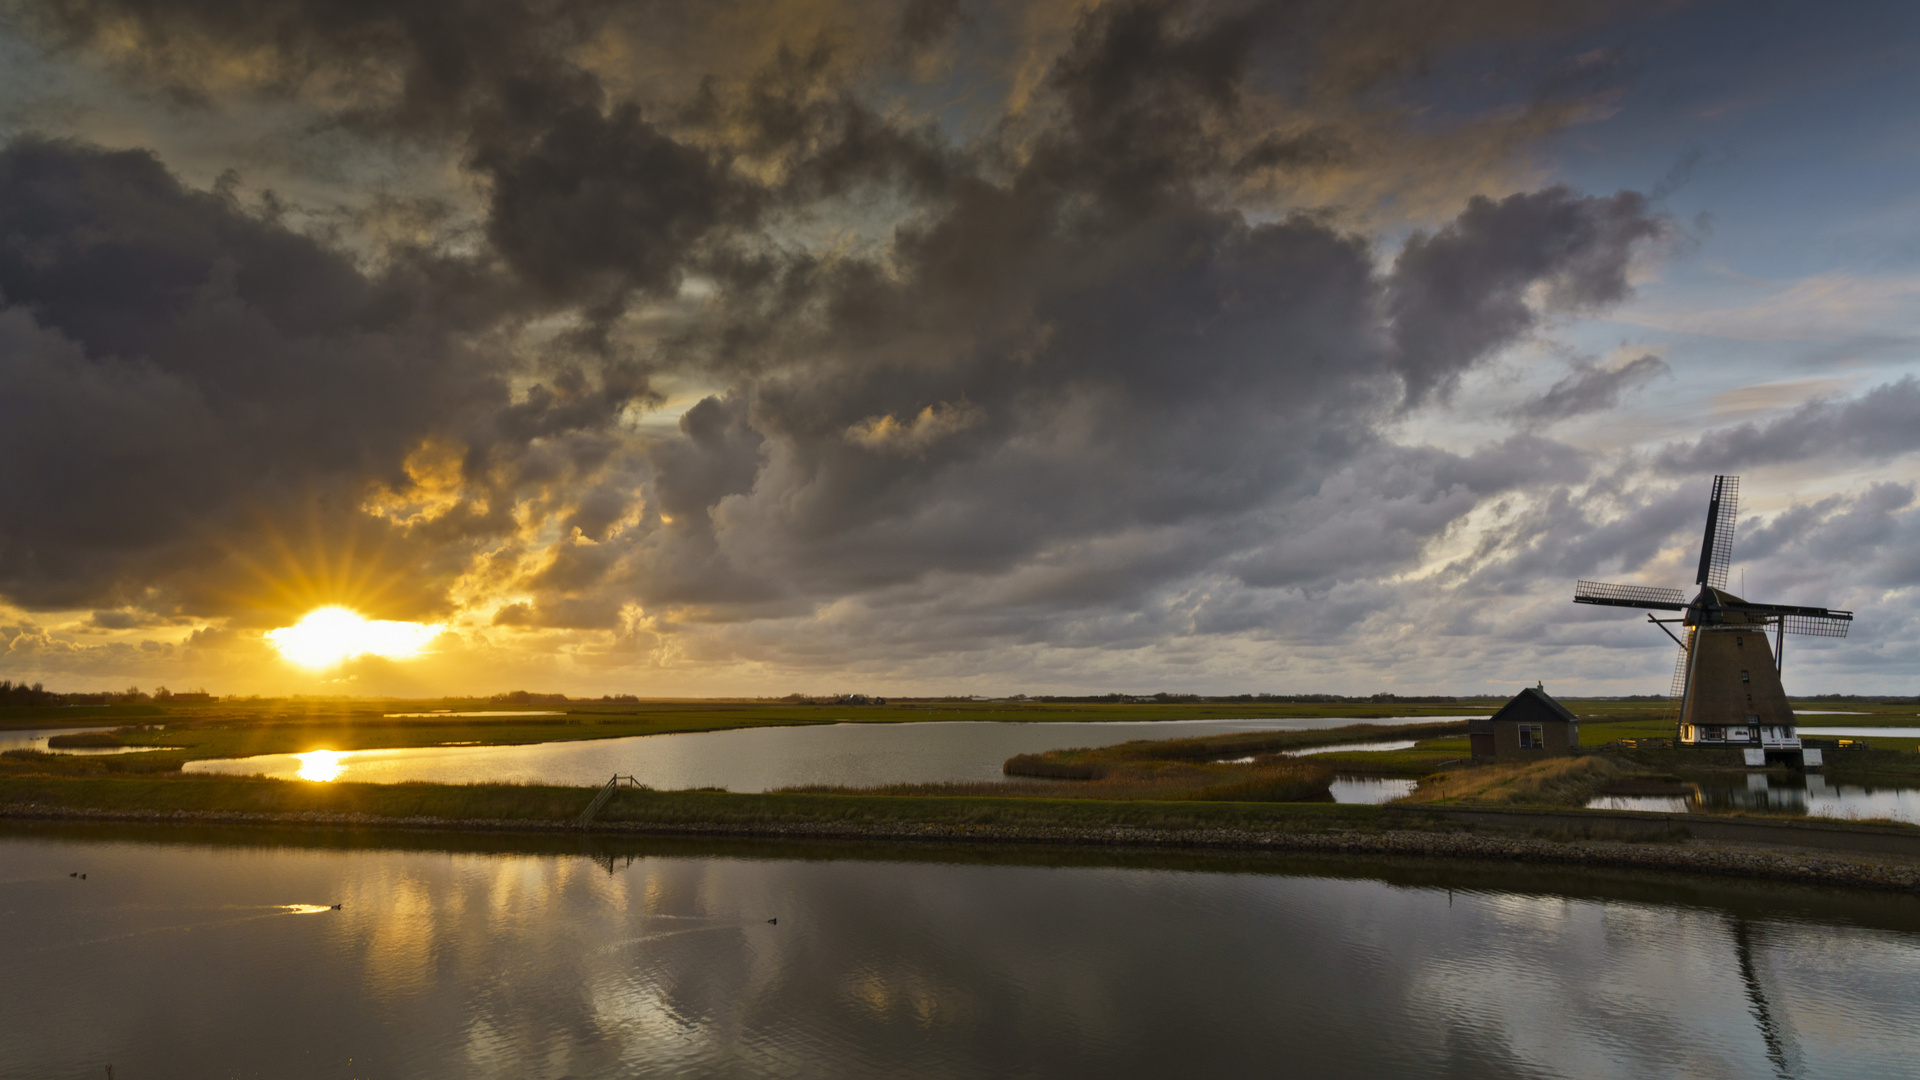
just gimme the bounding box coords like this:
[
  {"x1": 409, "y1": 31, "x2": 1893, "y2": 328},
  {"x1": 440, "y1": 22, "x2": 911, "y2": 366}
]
[{"x1": 1469, "y1": 687, "x2": 1580, "y2": 760}]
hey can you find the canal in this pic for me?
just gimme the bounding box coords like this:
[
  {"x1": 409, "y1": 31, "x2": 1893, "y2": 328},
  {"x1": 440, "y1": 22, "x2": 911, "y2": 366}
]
[{"x1": 3, "y1": 824, "x2": 1916, "y2": 1078}]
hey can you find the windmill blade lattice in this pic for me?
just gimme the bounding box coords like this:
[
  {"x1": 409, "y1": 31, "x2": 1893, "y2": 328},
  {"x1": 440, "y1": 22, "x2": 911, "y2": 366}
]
[
  {"x1": 1718, "y1": 600, "x2": 1854, "y2": 638},
  {"x1": 1574, "y1": 580, "x2": 1688, "y2": 609},
  {"x1": 1778, "y1": 613, "x2": 1852, "y2": 638},
  {"x1": 1700, "y1": 475, "x2": 1738, "y2": 589},
  {"x1": 1667, "y1": 630, "x2": 1692, "y2": 721}
]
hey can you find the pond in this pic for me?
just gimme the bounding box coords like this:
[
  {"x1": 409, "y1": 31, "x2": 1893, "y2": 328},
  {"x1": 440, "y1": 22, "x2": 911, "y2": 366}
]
[
  {"x1": 0, "y1": 726, "x2": 180, "y2": 756},
  {"x1": 1800, "y1": 727, "x2": 1920, "y2": 745},
  {"x1": 181, "y1": 716, "x2": 1472, "y2": 793},
  {"x1": 1588, "y1": 773, "x2": 1920, "y2": 825},
  {"x1": 4, "y1": 825, "x2": 1916, "y2": 1079}
]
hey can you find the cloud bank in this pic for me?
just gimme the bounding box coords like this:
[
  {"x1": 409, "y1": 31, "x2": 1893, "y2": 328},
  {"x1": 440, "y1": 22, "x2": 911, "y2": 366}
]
[{"x1": 0, "y1": 0, "x2": 1912, "y2": 693}]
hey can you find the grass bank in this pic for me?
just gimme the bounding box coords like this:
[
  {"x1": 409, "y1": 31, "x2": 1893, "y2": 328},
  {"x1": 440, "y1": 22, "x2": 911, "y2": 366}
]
[
  {"x1": 0, "y1": 775, "x2": 1393, "y2": 834},
  {"x1": 7, "y1": 775, "x2": 1920, "y2": 894},
  {"x1": 1402, "y1": 756, "x2": 1629, "y2": 807}
]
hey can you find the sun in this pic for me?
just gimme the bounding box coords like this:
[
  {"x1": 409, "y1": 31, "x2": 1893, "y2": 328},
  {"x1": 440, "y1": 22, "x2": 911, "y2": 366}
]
[{"x1": 265, "y1": 606, "x2": 444, "y2": 669}]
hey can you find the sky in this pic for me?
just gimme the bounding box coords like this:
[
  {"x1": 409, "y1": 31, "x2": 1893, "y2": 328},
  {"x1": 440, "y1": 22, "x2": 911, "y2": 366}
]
[{"x1": 0, "y1": 0, "x2": 1916, "y2": 698}]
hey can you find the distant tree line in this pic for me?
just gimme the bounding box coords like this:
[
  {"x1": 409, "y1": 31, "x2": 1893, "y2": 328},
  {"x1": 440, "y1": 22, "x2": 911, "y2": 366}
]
[
  {"x1": 0, "y1": 681, "x2": 181, "y2": 706},
  {"x1": 772, "y1": 693, "x2": 890, "y2": 706},
  {"x1": 0, "y1": 680, "x2": 58, "y2": 706},
  {"x1": 490, "y1": 690, "x2": 571, "y2": 706},
  {"x1": 1797, "y1": 693, "x2": 1920, "y2": 704}
]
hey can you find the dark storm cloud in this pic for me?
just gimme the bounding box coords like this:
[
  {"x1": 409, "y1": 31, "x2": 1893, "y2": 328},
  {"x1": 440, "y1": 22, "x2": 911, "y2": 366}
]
[
  {"x1": 17, "y1": 0, "x2": 617, "y2": 134},
  {"x1": 0, "y1": 0, "x2": 1675, "y2": 671},
  {"x1": 1387, "y1": 187, "x2": 1666, "y2": 406},
  {"x1": 1656, "y1": 376, "x2": 1920, "y2": 472},
  {"x1": 1515, "y1": 352, "x2": 1667, "y2": 422},
  {"x1": 1232, "y1": 129, "x2": 1351, "y2": 174},
  {"x1": 478, "y1": 103, "x2": 742, "y2": 306},
  {"x1": 1736, "y1": 481, "x2": 1917, "y2": 589},
  {"x1": 0, "y1": 137, "x2": 643, "y2": 617},
  {"x1": 897, "y1": 0, "x2": 967, "y2": 51},
  {"x1": 1454, "y1": 478, "x2": 1703, "y2": 593}
]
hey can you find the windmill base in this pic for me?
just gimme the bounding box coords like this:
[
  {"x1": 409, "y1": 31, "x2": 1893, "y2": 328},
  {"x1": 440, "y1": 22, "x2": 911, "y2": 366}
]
[{"x1": 1744, "y1": 747, "x2": 1822, "y2": 770}]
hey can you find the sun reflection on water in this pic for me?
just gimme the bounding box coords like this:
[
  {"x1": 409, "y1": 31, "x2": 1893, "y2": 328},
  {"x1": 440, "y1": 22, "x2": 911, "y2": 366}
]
[{"x1": 296, "y1": 750, "x2": 345, "y2": 782}]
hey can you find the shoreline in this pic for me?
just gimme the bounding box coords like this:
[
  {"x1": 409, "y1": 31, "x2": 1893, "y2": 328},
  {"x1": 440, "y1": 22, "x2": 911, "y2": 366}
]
[{"x1": 7, "y1": 802, "x2": 1918, "y2": 894}]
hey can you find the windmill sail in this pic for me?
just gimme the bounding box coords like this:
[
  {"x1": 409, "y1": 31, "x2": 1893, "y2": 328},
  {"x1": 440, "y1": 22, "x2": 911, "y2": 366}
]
[
  {"x1": 1719, "y1": 601, "x2": 1853, "y2": 638},
  {"x1": 1694, "y1": 475, "x2": 1738, "y2": 589},
  {"x1": 1573, "y1": 581, "x2": 1687, "y2": 610},
  {"x1": 1667, "y1": 629, "x2": 1692, "y2": 722}
]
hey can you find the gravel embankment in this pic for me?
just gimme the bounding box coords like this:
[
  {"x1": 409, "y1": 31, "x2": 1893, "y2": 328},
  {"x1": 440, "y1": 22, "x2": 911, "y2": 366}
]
[{"x1": 6, "y1": 803, "x2": 1918, "y2": 892}]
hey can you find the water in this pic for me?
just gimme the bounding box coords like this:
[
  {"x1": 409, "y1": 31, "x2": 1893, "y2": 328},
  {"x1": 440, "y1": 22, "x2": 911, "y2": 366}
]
[
  {"x1": 1327, "y1": 776, "x2": 1418, "y2": 804},
  {"x1": 1285, "y1": 739, "x2": 1418, "y2": 757},
  {"x1": 0, "y1": 726, "x2": 179, "y2": 756},
  {"x1": 1588, "y1": 774, "x2": 1920, "y2": 825},
  {"x1": 3, "y1": 825, "x2": 1916, "y2": 1079},
  {"x1": 1800, "y1": 727, "x2": 1920, "y2": 742},
  {"x1": 182, "y1": 717, "x2": 1470, "y2": 792},
  {"x1": 383, "y1": 710, "x2": 567, "y2": 718}
]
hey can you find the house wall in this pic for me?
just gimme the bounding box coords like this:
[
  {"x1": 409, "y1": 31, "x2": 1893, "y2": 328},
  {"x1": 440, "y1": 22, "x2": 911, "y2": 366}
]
[{"x1": 1492, "y1": 719, "x2": 1577, "y2": 760}]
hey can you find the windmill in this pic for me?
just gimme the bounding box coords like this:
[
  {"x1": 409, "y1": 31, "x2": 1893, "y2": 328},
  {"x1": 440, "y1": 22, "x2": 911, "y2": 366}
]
[{"x1": 1572, "y1": 475, "x2": 1854, "y2": 765}]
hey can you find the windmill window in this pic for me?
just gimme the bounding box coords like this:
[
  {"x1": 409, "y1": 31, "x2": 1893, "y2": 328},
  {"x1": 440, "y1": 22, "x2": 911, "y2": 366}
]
[
  {"x1": 1517, "y1": 724, "x2": 1545, "y2": 749},
  {"x1": 1735, "y1": 637, "x2": 1743, "y2": 647},
  {"x1": 1741, "y1": 670, "x2": 1750, "y2": 682}
]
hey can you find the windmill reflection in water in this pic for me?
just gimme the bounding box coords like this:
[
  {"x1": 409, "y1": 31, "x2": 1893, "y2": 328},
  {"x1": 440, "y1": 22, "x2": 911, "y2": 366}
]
[{"x1": 1574, "y1": 475, "x2": 1854, "y2": 768}]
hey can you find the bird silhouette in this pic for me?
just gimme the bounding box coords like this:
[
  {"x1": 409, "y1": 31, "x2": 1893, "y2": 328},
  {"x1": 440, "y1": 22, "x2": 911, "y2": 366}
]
[
  {"x1": 766, "y1": 918, "x2": 777, "y2": 925},
  {"x1": 69, "y1": 872, "x2": 77, "y2": 877}
]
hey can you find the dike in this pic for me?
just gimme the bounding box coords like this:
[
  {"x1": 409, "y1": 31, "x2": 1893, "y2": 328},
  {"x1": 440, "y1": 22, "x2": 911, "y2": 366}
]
[{"x1": 4, "y1": 802, "x2": 1917, "y2": 894}]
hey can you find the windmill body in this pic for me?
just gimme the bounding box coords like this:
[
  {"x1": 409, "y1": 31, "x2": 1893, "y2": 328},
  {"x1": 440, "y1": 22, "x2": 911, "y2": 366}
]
[
  {"x1": 1573, "y1": 476, "x2": 1853, "y2": 766},
  {"x1": 1676, "y1": 587, "x2": 1800, "y2": 751}
]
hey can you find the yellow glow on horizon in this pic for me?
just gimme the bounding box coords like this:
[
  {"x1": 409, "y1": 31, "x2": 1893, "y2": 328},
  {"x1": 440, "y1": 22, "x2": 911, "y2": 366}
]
[
  {"x1": 295, "y1": 749, "x2": 345, "y2": 782},
  {"x1": 265, "y1": 607, "x2": 443, "y2": 669}
]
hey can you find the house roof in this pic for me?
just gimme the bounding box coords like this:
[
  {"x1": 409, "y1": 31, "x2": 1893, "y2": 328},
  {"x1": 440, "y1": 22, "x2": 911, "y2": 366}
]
[{"x1": 1470, "y1": 687, "x2": 1578, "y2": 733}]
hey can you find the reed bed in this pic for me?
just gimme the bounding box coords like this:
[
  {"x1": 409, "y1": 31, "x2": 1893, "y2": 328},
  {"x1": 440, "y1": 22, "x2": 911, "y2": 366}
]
[
  {"x1": 45, "y1": 730, "x2": 131, "y2": 748},
  {"x1": 1013, "y1": 721, "x2": 1467, "y2": 769},
  {"x1": 786, "y1": 755, "x2": 1334, "y2": 802}
]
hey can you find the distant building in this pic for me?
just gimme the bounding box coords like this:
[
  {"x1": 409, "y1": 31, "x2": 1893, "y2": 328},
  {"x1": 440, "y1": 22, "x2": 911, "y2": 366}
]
[{"x1": 1469, "y1": 687, "x2": 1580, "y2": 760}]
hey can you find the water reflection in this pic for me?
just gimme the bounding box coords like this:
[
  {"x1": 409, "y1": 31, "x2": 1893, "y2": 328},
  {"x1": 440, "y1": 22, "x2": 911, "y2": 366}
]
[
  {"x1": 3, "y1": 828, "x2": 1918, "y2": 1079},
  {"x1": 383, "y1": 710, "x2": 566, "y2": 718},
  {"x1": 1588, "y1": 774, "x2": 1920, "y2": 825},
  {"x1": 296, "y1": 749, "x2": 345, "y2": 782},
  {"x1": 1587, "y1": 795, "x2": 1690, "y2": 813},
  {"x1": 1329, "y1": 776, "x2": 1418, "y2": 804}
]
